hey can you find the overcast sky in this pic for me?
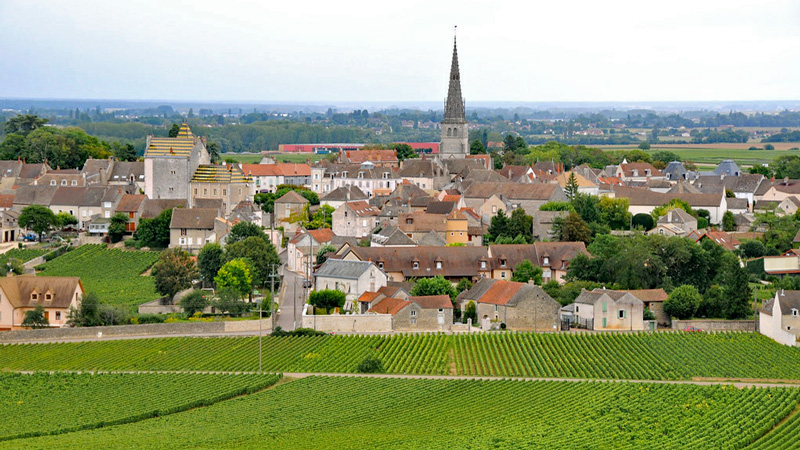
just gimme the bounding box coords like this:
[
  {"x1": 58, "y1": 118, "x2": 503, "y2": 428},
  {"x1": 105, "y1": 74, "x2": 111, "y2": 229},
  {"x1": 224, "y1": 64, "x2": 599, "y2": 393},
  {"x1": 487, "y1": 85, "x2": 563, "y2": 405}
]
[{"x1": 1, "y1": 0, "x2": 799, "y2": 103}]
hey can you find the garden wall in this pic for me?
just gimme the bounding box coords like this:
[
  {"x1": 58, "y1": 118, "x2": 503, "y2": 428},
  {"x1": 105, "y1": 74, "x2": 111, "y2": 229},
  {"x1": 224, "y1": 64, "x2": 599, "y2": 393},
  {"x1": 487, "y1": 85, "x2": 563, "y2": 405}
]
[
  {"x1": 301, "y1": 311, "x2": 392, "y2": 333},
  {"x1": 670, "y1": 319, "x2": 755, "y2": 332},
  {"x1": 0, "y1": 319, "x2": 274, "y2": 343}
]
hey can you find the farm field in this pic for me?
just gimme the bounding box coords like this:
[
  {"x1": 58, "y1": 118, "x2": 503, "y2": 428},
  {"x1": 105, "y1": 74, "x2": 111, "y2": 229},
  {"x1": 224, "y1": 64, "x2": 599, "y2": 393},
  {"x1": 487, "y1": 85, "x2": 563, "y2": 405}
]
[
  {"x1": 2, "y1": 376, "x2": 799, "y2": 449},
  {"x1": 0, "y1": 248, "x2": 49, "y2": 265},
  {"x1": 2, "y1": 332, "x2": 800, "y2": 381},
  {"x1": 35, "y1": 244, "x2": 161, "y2": 308},
  {"x1": 598, "y1": 144, "x2": 798, "y2": 166},
  {"x1": 0, "y1": 372, "x2": 280, "y2": 442}
]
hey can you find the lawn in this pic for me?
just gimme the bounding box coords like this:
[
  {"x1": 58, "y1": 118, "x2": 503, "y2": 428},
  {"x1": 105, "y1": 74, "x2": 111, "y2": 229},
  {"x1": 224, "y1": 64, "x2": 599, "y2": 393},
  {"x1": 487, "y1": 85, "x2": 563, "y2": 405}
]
[
  {"x1": 1, "y1": 377, "x2": 798, "y2": 449},
  {"x1": 35, "y1": 244, "x2": 161, "y2": 309}
]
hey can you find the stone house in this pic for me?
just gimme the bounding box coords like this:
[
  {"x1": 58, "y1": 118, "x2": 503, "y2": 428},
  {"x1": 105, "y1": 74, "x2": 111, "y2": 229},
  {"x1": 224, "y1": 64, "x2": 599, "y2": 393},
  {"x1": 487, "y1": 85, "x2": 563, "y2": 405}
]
[
  {"x1": 0, "y1": 210, "x2": 19, "y2": 243},
  {"x1": 339, "y1": 149, "x2": 398, "y2": 167},
  {"x1": 241, "y1": 163, "x2": 312, "y2": 193},
  {"x1": 335, "y1": 245, "x2": 491, "y2": 283},
  {"x1": 397, "y1": 159, "x2": 450, "y2": 191},
  {"x1": 369, "y1": 294, "x2": 453, "y2": 331},
  {"x1": 615, "y1": 160, "x2": 665, "y2": 182},
  {"x1": 779, "y1": 196, "x2": 800, "y2": 216},
  {"x1": 0, "y1": 275, "x2": 84, "y2": 331},
  {"x1": 286, "y1": 228, "x2": 335, "y2": 273},
  {"x1": 12, "y1": 185, "x2": 58, "y2": 212},
  {"x1": 114, "y1": 194, "x2": 146, "y2": 233},
  {"x1": 169, "y1": 208, "x2": 218, "y2": 252},
  {"x1": 760, "y1": 290, "x2": 800, "y2": 346},
  {"x1": 613, "y1": 185, "x2": 728, "y2": 224},
  {"x1": 573, "y1": 288, "x2": 644, "y2": 331},
  {"x1": 274, "y1": 190, "x2": 309, "y2": 234},
  {"x1": 621, "y1": 289, "x2": 669, "y2": 326},
  {"x1": 326, "y1": 163, "x2": 398, "y2": 198},
  {"x1": 313, "y1": 259, "x2": 388, "y2": 307},
  {"x1": 144, "y1": 122, "x2": 210, "y2": 200},
  {"x1": 462, "y1": 182, "x2": 568, "y2": 215},
  {"x1": 357, "y1": 285, "x2": 409, "y2": 314},
  {"x1": 332, "y1": 200, "x2": 380, "y2": 238},
  {"x1": 189, "y1": 164, "x2": 253, "y2": 216},
  {"x1": 48, "y1": 186, "x2": 123, "y2": 229},
  {"x1": 456, "y1": 278, "x2": 560, "y2": 331},
  {"x1": 320, "y1": 185, "x2": 369, "y2": 210},
  {"x1": 487, "y1": 243, "x2": 590, "y2": 284}
]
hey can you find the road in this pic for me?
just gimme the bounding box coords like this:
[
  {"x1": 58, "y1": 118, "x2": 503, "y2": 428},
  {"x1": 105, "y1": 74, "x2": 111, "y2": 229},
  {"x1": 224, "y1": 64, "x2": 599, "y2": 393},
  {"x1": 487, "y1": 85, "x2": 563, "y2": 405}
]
[{"x1": 276, "y1": 268, "x2": 308, "y2": 331}]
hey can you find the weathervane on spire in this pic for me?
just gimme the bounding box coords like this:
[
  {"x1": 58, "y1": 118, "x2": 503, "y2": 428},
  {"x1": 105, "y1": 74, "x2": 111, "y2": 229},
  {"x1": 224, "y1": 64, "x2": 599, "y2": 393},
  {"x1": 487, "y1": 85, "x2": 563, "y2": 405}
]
[{"x1": 454, "y1": 25, "x2": 457, "y2": 44}]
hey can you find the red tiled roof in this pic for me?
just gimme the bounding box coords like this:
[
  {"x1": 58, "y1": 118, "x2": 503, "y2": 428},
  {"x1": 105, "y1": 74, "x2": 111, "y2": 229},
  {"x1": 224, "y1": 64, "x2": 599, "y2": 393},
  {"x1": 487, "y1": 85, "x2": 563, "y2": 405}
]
[
  {"x1": 410, "y1": 294, "x2": 453, "y2": 309},
  {"x1": 479, "y1": 279, "x2": 524, "y2": 306},
  {"x1": 358, "y1": 291, "x2": 380, "y2": 303},
  {"x1": 620, "y1": 289, "x2": 668, "y2": 302},
  {"x1": 0, "y1": 194, "x2": 14, "y2": 209},
  {"x1": 115, "y1": 194, "x2": 146, "y2": 212},
  {"x1": 308, "y1": 228, "x2": 335, "y2": 243},
  {"x1": 369, "y1": 296, "x2": 409, "y2": 315}
]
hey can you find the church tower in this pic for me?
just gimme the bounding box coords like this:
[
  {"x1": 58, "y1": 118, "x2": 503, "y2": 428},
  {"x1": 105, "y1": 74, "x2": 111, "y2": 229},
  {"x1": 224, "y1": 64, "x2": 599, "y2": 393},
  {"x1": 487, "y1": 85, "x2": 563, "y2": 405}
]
[{"x1": 439, "y1": 30, "x2": 469, "y2": 159}]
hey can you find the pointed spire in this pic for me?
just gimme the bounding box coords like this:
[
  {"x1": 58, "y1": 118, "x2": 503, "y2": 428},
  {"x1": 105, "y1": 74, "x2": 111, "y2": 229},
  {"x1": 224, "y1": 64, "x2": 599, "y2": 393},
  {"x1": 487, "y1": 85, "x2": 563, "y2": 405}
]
[{"x1": 444, "y1": 26, "x2": 465, "y2": 122}]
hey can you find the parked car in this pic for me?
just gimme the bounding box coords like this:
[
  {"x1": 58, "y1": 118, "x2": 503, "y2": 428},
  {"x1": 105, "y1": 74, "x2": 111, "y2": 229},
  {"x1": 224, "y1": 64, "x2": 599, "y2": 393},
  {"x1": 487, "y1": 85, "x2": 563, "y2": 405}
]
[{"x1": 21, "y1": 233, "x2": 37, "y2": 242}]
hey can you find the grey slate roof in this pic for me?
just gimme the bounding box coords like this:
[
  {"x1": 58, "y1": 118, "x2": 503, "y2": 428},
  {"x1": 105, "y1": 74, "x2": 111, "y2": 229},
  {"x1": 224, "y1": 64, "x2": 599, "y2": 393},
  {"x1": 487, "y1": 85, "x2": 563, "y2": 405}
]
[
  {"x1": 714, "y1": 160, "x2": 741, "y2": 176},
  {"x1": 322, "y1": 185, "x2": 368, "y2": 202},
  {"x1": 314, "y1": 259, "x2": 377, "y2": 280}
]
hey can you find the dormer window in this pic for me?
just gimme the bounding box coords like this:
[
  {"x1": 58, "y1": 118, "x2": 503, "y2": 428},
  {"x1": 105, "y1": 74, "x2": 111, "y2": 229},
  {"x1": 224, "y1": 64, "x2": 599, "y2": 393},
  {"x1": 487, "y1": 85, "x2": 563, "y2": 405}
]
[
  {"x1": 793, "y1": 309, "x2": 798, "y2": 317},
  {"x1": 543, "y1": 256, "x2": 550, "y2": 266},
  {"x1": 50, "y1": 180, "x2": 56, "y2": 186},
  {"x1": 412, "y1": 261, "x2": 419, "y2": 270},
  {"x1": 435, "y1": 260, "x2": 442, "y2": 269},
  {"x1": 30, "y1": 292, "x2": 38, "y2": 301},
  {"x1": 378, "y1": 262, "x2": 384, "y2": 269},
  {"x1": 382, "y1": 172, "x2": 389, "y2": 179},
  {"x1": 45, "y1": 292, "x2": 52, "y2": 302},
  {"x1": 342, "y1": 171, "x2": 348, "y2": 178},
  {"x1": 406, "y1": 218, "x2": 413, "y2": 225},
  {"x1": 480, "y1": 260, "x2": 487, "y2": 269},
  {"x1": 61, "y1": 180, "x2": 67, "y2": 186},
  {"x1": 500, "y1": 259, "x2": 507, "y2": 267},
  {"x1": 71, "y1": 180, "x2": 77, "y2": 186},
  {"x1": 358, "y1": 172, "x2": 364, "y2": 179}
]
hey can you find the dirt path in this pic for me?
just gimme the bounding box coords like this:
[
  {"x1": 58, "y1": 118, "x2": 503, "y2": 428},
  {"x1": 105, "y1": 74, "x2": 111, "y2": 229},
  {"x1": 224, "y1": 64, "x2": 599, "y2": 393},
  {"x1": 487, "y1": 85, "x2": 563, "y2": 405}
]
[{"x1": 11, "y1": 369, "x2": 800, "y2": 389}]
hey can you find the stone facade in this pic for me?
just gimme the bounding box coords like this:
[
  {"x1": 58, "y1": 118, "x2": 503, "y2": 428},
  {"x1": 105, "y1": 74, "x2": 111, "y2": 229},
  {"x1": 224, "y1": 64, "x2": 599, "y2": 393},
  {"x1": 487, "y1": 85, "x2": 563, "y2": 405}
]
[{"x1": 393, "y1": 301, "x2": 453, "y2": 331}]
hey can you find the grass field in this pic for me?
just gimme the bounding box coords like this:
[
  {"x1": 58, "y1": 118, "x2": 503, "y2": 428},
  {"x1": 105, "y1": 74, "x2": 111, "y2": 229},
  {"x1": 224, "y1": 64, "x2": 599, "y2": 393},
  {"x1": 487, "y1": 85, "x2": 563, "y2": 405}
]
[
  {"x1": 35, "y1": 244, "x2": 161, "y2": 308},
  {"x1": 3, "y1": 332, "x2": 799, "y2": 381},
  {"x1": 2, "y1": 376, "x2": 798, "y2": 449},
  {"x1": 0, "y1": 372, "x2": 280, "y2": 442},
  {"x1": 598, "y1": 144, "x2": 798, "y2": 167}
]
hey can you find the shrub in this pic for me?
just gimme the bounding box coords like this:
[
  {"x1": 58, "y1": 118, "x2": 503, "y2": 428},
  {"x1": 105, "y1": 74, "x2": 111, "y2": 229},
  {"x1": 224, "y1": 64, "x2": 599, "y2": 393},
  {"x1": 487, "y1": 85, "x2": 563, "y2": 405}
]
[
  {"x1": 308, "y1": 289, "x2": 346, "y2": 314},
  {"x1": 632, "y1": 213, "x2": 654, "y2": 230},
  {"x1": 271, "y1": 327, "x2": 327, "y2": 337},
  {"x1": 463, "y1": 300, "x2": 477, "y2": 324},
  {"x1": 664, "y1": 285, "x2": 701, "y2": 320},
  {"x1": 135, "y1": 314, "x2": 165, "y2": 324},
  {"x1": 356, "y1": 355, "x2": 384, "y2": 373}
]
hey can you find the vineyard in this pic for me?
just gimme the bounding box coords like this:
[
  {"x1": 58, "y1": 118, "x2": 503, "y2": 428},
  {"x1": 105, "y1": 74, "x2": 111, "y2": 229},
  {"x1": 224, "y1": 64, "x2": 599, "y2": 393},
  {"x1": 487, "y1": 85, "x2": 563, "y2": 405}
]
[
  {"x1": 0, "y1": 372, "x2": 280, "y2": 442},
  {"x1": 2, "y1": 332, "x2": 800, "y2": 380},
  {"x1": 0, "y1": 248, "x2": 49, "y2": 265},
  {"x1": 35, "y1": 244, "x2": 160, "y2": 308},
  {"x1": 1, "y1": 376, "x2": 798, "y2": 449}
]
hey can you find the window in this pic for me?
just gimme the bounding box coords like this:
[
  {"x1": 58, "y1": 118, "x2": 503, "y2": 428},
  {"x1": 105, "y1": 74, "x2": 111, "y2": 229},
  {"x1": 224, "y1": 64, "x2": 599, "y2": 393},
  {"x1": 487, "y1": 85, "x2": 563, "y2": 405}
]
[
  {"x1": 794, "y1": 309, "x2": 798, "y2": 317},
  {"x1": 435, "y1": 261, "x2": 442, "y2": 269},
  {"x1": 213, "y1": 189, "x2": 217, "y2": 196},
  {"x1": 358, "y1": 172, "x2": 364, "y2": 179},
  {"x1": 72, "y1": 180, "x2": 77, "y2": 186},
  {"x1": 56, "y1": 311, "x2": 61, "y2": 320},
  {"x1": 410, "y1": 309, "x2": 417, "y2": 324},
  {"x1": 480, "y1": 261, "x2": 487, "y2": 269},
  {"x1": 362, "y1": 219, "x2": 367, "y2": 227},
  {"x1": 171, "y1": 170, "x2": 176, "y2": 175},
  {"x1": 501, "y1": 271, "x2": 506, "y2": 278},
  {"x1": 204, "y1": 189, "x2": 208, "y2": 195},
  {"x1": 576, "y1": 306, "x2": 579, "y2": 313},
  {"x1": 104, "y1": 211, "x2": 110, "y2": 218},
  {"x1": 222, "y1": 189, "x2": 226, "y2": 195},
  {"x1": 378, "y1": 262, "x2": 384, "y2": 269},
  {"x1": 31, "y1": 293, "x2": 38, "y2": 301},
  {"x1": 382, "y1": 172, "x2": 389, "y2": 179},
  {"x1": 450, "y1": 232, "x2": 454, "y2": 236},
  {"x1": 618, "y1": 310, "x2": 626, "y2": 319},
  {"x1": 602, "y1": 302, "x2": 607, "y2": 312},
  {"x1": 50, "y1": 180, "x2": 56, "y2": 186},
  {"x1": 168, "y1": 187, "x2": 173, "y2": 192},
  {"x1": 179, "y1": 237, "x2": 186, "y2": 245},
  {"x1": 412, "y1": 261, "x2": 419, "y2": 270},
  {"x1": 180, "y1": 228, "x2": 187, "y2": 236},
  {"x1": 500, "y1": 259, "x2": 507, "y2": 267},
  {"x1": 61, "y1": 180, "x2": 67, "y2": 186},
  {"x1": 492, "y1": 205, "x2": 497, "y2": 214},
  {"x1": 543, "y1": 257, "x2": 549, "y2": 265},
  {"x1": 194, "y1": 189, "x2": 198, "y2": 195}
]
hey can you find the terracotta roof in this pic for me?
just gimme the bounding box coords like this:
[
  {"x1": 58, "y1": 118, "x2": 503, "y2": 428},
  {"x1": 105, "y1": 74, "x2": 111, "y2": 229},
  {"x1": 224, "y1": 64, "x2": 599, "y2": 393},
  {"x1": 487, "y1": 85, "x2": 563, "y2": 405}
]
[
  {"x1": 275, "y1": 190, "x2": 309, "y2": 204},
  {"x1": 0, "y1": 194, "x2": 14, "y2": 209},
  {"x1": 398, "y1": 212, "x2": 448, "y2": 233},
  {"x1": 241, "y1": 164, "x2": 282, "y2": 177},
  {"x1": 0, "y1": 275, "x2": 83, "y2": 309},
  {"x1": 369, "y1": 296, "x2": 408, "y2": 315},
  {"x1": 410, "y1": 294, "x2": 453, "y2": 309},
  {"x1": 691, "y1": 230, "x2": 739, "y2": 251},
  {"x1": 343, "y1": 150, "x2": 397, "y2": 164},
  {"x1": 169, "y1": 208, "x2": 217, "y2": 229},
  {"x1": 618, "y1": 162, "x2": 663, "y2": 178},
  {"x1": 621, "y1": 289, "x2": 668, "y2": 302},
  {"x1": 358, "y1": 291, "x2": 381, "y2": 303},
  {"x1": 477, "y1": 279, "x2": 524, "y2": 305},
  {"x1": 115, "y1": 194, "x2": 146, "y2": 212},
  {"x1": 308, "y1": 228, "x2": 335, "y2": 243}
]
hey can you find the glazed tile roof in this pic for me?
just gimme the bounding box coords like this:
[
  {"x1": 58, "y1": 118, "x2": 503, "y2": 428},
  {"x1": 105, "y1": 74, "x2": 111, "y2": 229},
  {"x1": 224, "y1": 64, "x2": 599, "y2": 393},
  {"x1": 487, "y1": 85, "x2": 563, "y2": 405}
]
[
  {"x1": 145, "y1": 123, "x2": 197, "y2": 158},
  {"x1": 190, "y1": 165, "x2": 251, "y2": 184}
]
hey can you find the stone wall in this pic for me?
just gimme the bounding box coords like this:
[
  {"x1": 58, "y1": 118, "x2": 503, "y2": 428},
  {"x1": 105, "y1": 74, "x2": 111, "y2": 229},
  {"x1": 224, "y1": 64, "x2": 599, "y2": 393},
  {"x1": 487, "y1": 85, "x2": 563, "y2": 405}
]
[
  {"x1": 0, "y1": 319, "x2": 273, "y2": 343},
  {"x1": 670, "y1": 319, "x2": 756, "y2": 332},
  {"x1": 301, "y1": 312, "x2": 392, "y2": 333}
]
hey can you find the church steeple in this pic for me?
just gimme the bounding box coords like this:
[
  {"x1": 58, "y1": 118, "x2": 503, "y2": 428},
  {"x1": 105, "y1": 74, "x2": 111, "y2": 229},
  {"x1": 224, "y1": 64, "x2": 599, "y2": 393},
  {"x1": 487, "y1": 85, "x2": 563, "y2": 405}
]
[{"x1": 444, "y1": 28, "x2": 466, "y2": 123}]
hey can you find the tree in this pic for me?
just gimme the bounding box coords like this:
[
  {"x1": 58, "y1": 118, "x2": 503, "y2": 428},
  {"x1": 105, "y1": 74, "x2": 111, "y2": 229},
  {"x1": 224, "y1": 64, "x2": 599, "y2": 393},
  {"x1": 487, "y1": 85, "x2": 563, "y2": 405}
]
[
  {"x1": 392, "y1": 143, "x2": 417, "y2": 161},
  {"x1": 55, "y1": 212, "x2": 78, "y2": 229},
  {"x1": 749, "y1": 165, "x2": 772, "y2": 177},
  {"x1": 456, "y1": 278, "x2": 473, "y2": 293},
  {"x1": 512, "y1": 260, "x2": 543, "y2": 284},
  {"x1": 722, "y1": 211, "x2": 736, "y2": 232},
  {"x1": 564, "y1": 173, "x2": 579, "y2": 200},
  {"x1": 214, "y1": 286, "x2": 251, "y2": 316},
  {"x1": 303, "y1": 204, "x2": 334, "y2": 230},
  {"x1": 316, "y1": 244, "x2": 337, "y2": 265},
  {"x1": 463, "y1": 300, "x2": 478, "y2": 324},
  {"x1": 486, "y1": 209, "x2": 509, "y2": 243},
  {"x1": 22, "y1": 305, "x2": 49, "y2": 329},
  {"x1": 134, "y1": 208, "x2": 172, "y2": 248},
  {"x1": 198, "y1": 242, "x2": 224, "y2": 286},
  {"x1": 224, "y1": 236, "x2": 280, "y2": 289},
  {"x1": 226, "y1": 222, "x2": 265, "y2": 245},
  {"x1": 19, "y1": 204, "x2": 57, "y2": 241},
  {"x1": 68, "y1": 292, "x2": 102, "y2": 327},
  {"x1": 508, "y1": 208, "x2": 533, "y2": 243},
  {"x1": 631, "y1": 213, "x2": 654, "y2": 230},
  {"x1": 651, "y1": 151, "x2": 680, "y2": 164},
  {"x1": 108, "y1": 212, "x2": 129, "y2": 243},
  {"x1": 598, "y1": 197, "x2": 631, "y2": 230},
  {"x1": 664, "y1": 285, "x2": 701, "y2": 320},
  {"x1": 717, "y1": 252, "x2": 752, "y2": 319},
  {"x1": 539, "y1": 201, "x2": 574, "y2": 212},
  {"x1": 215, "y1": 259, "x2": 253, "y2": 300},
  {"x1": 555, "y1": 212, "x2": 591, "y2": 243},
  {"x1": 638, "y1": 141, "x2": 651, "y2": 150},
  {"x1": 111, "y1": 142, "x2": 137, "y2": 161},
  {"x1": 470, "y1": 139, "x2": 486, "y2": 155},
  {"x1": 738, "y1": 239, "x2": 766, "y2": 259},
  {"x1": 168, "y1": 123, "x2": 180, "y2": 137},
  {"x1": 151, "y1": 248, "x2": 199, "y2": 299},
  {"x1": 3, "y1": 114, "x2": 48, "y2": 136},
  {"x1": 308, "y1": 289, "x2": 346, "y2": 314},
  {"x1": 409, "y1": 276, "x2": 457, "y2": 303},
  {"x1": 180, "y1": 290, "x2": 210, "y2": 317}
]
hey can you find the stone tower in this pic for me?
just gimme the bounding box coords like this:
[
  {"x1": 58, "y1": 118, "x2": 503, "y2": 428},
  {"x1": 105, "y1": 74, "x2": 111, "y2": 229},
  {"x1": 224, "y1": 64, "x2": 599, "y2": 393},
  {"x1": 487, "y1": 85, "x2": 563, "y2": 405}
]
[{"x1": 439, "y1": 32, "x2": 469, "y2": 159}]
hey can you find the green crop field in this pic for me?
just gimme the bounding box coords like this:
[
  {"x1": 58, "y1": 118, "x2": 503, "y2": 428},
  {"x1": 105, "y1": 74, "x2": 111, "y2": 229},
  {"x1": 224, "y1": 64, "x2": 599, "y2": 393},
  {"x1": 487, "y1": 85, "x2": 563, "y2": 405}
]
[
  {"x1": 0, "y1": 372, "x2": 280, "y2": 442},
  {"x1": 0, "y1": 248, "x2": 49, "y2": 265},
  {"x1": 3, "y1": 332, "x2": 800, "y2": 381},
  {"x1": 35, "y1": 244, "x2": 161, "y2": 308},
  {"x1": 599, "y1": 144, "x2": 797, "y2": 167},
  {"x1": 2, "y1": 376, "x2": 798, "y2": 449}
]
